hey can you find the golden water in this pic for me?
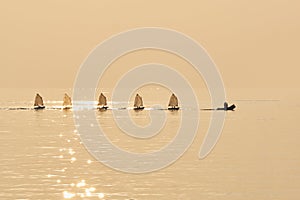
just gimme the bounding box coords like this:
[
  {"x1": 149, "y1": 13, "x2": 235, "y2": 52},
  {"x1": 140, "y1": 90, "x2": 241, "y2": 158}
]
[{"x1": 0, "y1": 88, "x2": 299, "y2": 199}]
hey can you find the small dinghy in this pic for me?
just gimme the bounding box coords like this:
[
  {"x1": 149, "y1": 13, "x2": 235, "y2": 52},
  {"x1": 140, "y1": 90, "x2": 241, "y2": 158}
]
[
  {"x1": 168, "y1": 93, "x2": 179, "y2": 110},
  {"x1": 133, "y1": 94, "x2": 144, "y2": 110},
  {"x1": 63, "y1": 93, "x2": 72, "y2": 110},
  {"x1": 34, "y1": 93, "x2": 45, "y2": 110},
  {"x1": 98, "y1": 93, "x2": 108, "y2": 110},
  {"x1": 217, "y1": 102, "x2": 236, "y2": 111}
]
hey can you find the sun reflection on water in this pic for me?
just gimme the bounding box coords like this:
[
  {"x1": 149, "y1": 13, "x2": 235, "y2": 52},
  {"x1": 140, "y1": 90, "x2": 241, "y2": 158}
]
[
  {"x1": 63, "y1": 191, "x2": 75, "y2": 199},
  {"x1": 87, "y1": 159, "x2": 92, "y2": 164},
  {"x1": 63, "y1": 183, "x2": 105, "y2": 199},
  {"x1": 47, "y1": 128, "x2": 106, "y2": 199}
]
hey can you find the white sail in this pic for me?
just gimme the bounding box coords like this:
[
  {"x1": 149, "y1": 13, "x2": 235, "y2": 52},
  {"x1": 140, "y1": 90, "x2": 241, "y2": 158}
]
[
  {"x1": 63, "y1": 93, "x2": 72, "y2": 107},
  {"x1": 134, "y1": 94, "x2": 143, "y2": 107},
  {"x1": 168, "y1": 93, "x2": 178, "y2": 107},
  {"x1": 34, "y1": 93, "x2": 44, "y2": 107},
  {"x1": 98, "y1": 93, "x2": 107, "y2": 106}
]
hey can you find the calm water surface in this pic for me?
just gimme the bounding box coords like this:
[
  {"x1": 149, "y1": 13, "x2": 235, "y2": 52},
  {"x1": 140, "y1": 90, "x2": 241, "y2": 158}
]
[{"x1": 0, "y1": 88, "x2": 299, "y2": 199}]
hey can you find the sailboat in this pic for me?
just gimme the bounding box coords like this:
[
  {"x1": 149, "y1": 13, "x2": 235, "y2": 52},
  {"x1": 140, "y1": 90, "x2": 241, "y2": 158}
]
[
  {"x1": 133, "y1": 94, "x2": 144, "y2": 110},
  {"x1": 98, "y1": 93, "x2": 108, "y2": 110},
  {"x1": 63, "y1": 93, "x2": 72, "y2": 109},
  {"x1": 168, "y1": 93, "x2": 180, "y2": 110},
  {"x1": 34, "y1": 93, "x2": 45, "y2": 110}
]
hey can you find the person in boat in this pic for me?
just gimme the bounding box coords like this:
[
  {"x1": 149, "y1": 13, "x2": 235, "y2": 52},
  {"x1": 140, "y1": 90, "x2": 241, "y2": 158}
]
[
  {"x1": 224, "y1": 102, "x2": 228, "y2": 110},
  {"x1": 98, "y1": 93, "x2": 108, "y2": 110},
  {"x1": 168, "y1": 93, "x2": 179, "y2": 110},
  {"x1": 34, "y1": 93, "x2": 45, "y2": 109},
  {"x1": 133, "y1": 94, "x2": 144, "y2": 110},
  {"x1": 63, "y1": 93, "x2": 72, "y2": 109}
]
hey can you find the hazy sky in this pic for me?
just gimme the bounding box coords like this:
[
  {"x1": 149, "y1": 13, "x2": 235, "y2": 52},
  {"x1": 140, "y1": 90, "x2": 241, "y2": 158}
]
[{"x1": 0, "y1": 0, "x2": 299, "y2": 89}]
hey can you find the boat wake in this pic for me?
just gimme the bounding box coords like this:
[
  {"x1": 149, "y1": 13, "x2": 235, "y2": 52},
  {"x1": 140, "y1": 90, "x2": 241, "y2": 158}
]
[{"x1": 0, "y1": 106, "x2": 232, "y2": 111}]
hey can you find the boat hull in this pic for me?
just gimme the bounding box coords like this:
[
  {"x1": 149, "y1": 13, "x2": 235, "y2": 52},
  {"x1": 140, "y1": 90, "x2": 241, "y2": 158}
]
[
  {"x1": 134, "y1": 107, "x2": 144, "y2": 110},
  {"x1": 217, "y1": 104, "x2": 236, "y2": 111},
  {"x1": 98, "y1": 106, "x2": 108, "y2": 111},
  {"x1": 34, "y1": 106, "x2": 45, "y2": 110},
  {"x1": 168, "y1": 107, "x2": 180, "y2": 110}
]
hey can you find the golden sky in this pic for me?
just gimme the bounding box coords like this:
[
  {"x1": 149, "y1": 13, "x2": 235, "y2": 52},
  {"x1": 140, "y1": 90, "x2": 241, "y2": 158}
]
[{"x1": 0, "y1": 0, "x2": 299, "y2": 88}]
